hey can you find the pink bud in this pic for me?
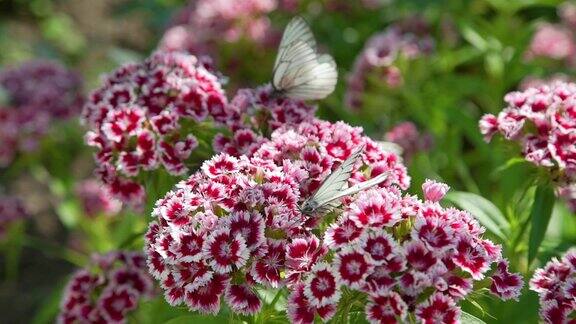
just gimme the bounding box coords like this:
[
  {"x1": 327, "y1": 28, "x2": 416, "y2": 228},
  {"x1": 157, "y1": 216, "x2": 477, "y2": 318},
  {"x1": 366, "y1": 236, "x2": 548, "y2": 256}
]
[{"x1": 422, "y1": 179, "x2": 450, "y2": 202}]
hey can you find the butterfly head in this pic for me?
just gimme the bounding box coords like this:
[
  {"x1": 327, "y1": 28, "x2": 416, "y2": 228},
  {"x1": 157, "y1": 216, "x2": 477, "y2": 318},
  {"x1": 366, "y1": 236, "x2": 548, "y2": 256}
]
[{"x1": 299, "y1": 198, "x2": 319, "y2": 216}]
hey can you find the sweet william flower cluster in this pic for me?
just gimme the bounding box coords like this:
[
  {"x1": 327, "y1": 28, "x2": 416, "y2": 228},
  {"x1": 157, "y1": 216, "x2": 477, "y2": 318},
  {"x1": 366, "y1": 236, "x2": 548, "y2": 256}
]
[
  {"x1": 145, "y1": 119, "x2": 522, "y2": 323},
  {"x1": 82, "y1": 51, "x2": 227, "y2": 206},
  {"x1": 0, "y1": 60, "x2": 84, "y2": 167},
  {"x1": 479, "y1": 81, "x2": 576, "y2": 211},
  {"x1": 145, "y1": 119, "x2": 409, "y2": 316},
  {"x1": 160, "y1": 0, "x2": 279, "y2": 57},
  {"x1": 530, "y1": 249, "x2": 576, "y2": 324},
  {"x1": 58, "y1": 251, "x2": 154, "y2": 324}
]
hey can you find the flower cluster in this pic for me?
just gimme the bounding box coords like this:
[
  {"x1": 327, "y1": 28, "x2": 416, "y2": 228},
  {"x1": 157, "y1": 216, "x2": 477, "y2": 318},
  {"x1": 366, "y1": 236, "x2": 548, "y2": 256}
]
[
  {"x1": 525, "y1": 1, "x2": 576, "y2": 67},
  {"x1": 144, "y1": 119, "x2": 410, "y2": 317},
  {"x1": 530, "y1": 249, "x2": 576, "y2": 323},
  {"x1": 287, "y1": 179, "x2": 523, "y2": 323},
  {"x1": 58, "y1": 251, "x2": 154, "y2": 324},
  {"x1": 479, "y1": 81, "x2": 576, "y2": 211},
  {"x1": 384, "y1": 121, "x2": 433, "y2": 161},
  {"x1": 525, "y1": 23, "x2": 576, "y2": 64},
  {"x1": 525, "y1": 1, "x2": 576, "y2": 65},
  {"x1": 75, "y1": 180, "x2": 122, "y2": 218},
  {"x1": 0, "y1": 60, "x2": 84, "y2": 167},
  {"x1": 213, "y1": 85, "x2": 316, "y2": 157},
  {"x1": 81, "y1": 51, "x2": 227, "y2": 206},
  {"x1": 0, "y1": 195, "x2": 28, "y2": 239},
  {"x1": 159, "y1": 0, "x2": 278, "y2": 56},
  {"x1": 345, "y1": 17, "x2": 434, "y2": 110}
]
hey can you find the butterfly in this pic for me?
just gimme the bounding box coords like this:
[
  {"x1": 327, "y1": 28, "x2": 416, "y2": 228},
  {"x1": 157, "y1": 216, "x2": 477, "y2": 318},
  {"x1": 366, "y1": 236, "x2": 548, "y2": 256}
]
[
  {"x1": 272, "y1": 16, "x2": 338, "y2": 100},
  {"x1": 299, "y1": 146, "x2": 391, "y2": 215}
]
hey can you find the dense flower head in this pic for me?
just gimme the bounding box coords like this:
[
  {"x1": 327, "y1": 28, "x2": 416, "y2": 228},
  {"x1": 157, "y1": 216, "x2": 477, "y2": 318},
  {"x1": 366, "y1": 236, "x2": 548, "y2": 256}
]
[
  {"x1": 0, "y1": 60, "x2": 84, "y2": 167},
  {"x1": 82, "y1": 51, "x2": 227, "y2": 206},
  {"x1": 75, "y1": 179, "x2": 122, "y2": 218},
  {"x1": 213, "y1": 85, "x2": 316, "y2": 157},
  {"x1": 160, "y1": 0, "x2": 279, "y2": 57},
  {"x1": 384, "y1": 121, "x2": 433, "y2": 161},
  {"x1": 346, "y1": 17, "x2": 434, "y2": 110},
  {"x1": 530, "y1": 249, "x2": 576, "y2": 324},
  {"x1": 0, "y1": 195, "x2": 28, "y2": 239},
  {"x1": 58, "y1": 251, "x2": 154, "y2": 324},
  {"x1": 146, "y1": 138, "x2": 520, "y2": 323},
  {"x1": 479, "y1": 81, "x2": 576, "y2": 210},
  {"x1": 144, "y1": 118, "x2": 410, "y2": 318}
]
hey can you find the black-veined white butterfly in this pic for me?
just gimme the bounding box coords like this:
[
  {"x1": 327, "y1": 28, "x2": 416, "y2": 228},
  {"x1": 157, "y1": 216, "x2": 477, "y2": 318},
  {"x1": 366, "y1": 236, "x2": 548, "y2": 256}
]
[
  {"x1": 300, "y1": 146, "x2": 391, "y2": 215},
  {"x1": 272, "y1": 17, "x2": 338, "y2": 100}
]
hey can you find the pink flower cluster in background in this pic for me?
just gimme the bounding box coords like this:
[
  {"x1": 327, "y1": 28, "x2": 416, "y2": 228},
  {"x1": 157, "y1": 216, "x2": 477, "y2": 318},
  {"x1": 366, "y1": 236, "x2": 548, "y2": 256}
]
[
  {"x1": 384, "y1": 121, "x2": 433, "y2": 161},
  {"x1": 530, "y1": 249, "x2": 576, "y2": 324},
  {"x1": 160, "y1": 0, "x2": 279, "y2": 56},
  {"x1": 58, "y1": 251, "x2": 154, "y2": 324},
  {"x1": 0, "y1": 196, "x2": 28, "y2": 239},
  {"x1": 479, "y1": 81, "x2": 576, "y2": 212},
  {"x1": 74, "y1": 179, "x2": 122, "y2": 218},
  {"x1": 81, "y1": 51, "x2": 227, "y2": 206},
  {"x1": 526, "y1": 2, "x2": 576, "y2": 66},
  {"x1": 346, "y1": 17, "x2": 434, "y2": 110},
  {"x1": 0, "y1": 60, "x2": 84, "y2": 167}
]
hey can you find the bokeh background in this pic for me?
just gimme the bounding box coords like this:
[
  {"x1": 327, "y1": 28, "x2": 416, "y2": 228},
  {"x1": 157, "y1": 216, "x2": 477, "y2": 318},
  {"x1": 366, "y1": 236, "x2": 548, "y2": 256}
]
[{"x1": 1, "y1": 0, "x2": 575, "y2": 323}]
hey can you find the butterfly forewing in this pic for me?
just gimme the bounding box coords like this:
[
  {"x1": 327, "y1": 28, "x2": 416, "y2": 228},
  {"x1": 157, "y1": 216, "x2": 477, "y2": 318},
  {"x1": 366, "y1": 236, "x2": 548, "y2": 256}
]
[
  {"x1": 308, "y1": 147, "x2": 364, "y2": 207},
  {"x1": 274, "y1": 16, "x2": 316, "y2": 69}
]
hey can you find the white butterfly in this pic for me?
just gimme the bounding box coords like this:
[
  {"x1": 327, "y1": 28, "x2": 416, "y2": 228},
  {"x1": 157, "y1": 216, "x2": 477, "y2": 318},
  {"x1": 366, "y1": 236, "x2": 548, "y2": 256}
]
[
  {"x1": 272, "y1": 17, "x2": 338, "y2": 100},
  {"x1": 300, "y1": 146, "x2": 391, "y2": 215}
]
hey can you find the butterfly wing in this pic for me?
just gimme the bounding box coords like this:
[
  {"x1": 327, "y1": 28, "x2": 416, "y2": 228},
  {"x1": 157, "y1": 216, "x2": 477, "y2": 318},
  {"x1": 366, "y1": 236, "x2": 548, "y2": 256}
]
[
  {"x1": 308, "y1": 146, "x2": 364, "y2": 208},
  {"x1": 376, "y1": 141, "x2": 404, "y2": 157},
  {"x1": 283, "y1": 54, "x2": 337, "y2": 100},
  {"x1": 327, "y1": 171, "x2": 391, "y2": 203},
  {"x1": 274, "y1": 16, "x2": 316, "y2": 69},
  {"x1": 272, "y1": 17, "x2": 338, "y2": 100}
]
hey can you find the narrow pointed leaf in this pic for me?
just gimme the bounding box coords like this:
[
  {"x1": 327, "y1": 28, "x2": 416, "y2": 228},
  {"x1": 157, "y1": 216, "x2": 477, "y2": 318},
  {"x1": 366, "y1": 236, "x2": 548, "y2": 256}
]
[
  {"x1": 528, "y1": 184, "x2": 556, "y2": 264},
  {"x1": 445, "y1": 191, "x2": 509, "y2": 239}
]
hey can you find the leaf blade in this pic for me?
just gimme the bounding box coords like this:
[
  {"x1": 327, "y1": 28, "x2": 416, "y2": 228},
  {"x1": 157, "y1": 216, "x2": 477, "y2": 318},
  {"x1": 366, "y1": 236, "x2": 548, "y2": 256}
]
[
  {"x1": 445, "y1": 191, "x2": 510, "y2": 240},
  {"x1": 528, "y1": 184, "x2": 556, "y2": 264}
]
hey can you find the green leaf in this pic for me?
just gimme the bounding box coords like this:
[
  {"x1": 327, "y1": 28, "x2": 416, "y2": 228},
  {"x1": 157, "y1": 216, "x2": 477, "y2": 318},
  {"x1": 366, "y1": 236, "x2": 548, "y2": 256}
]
[
  {"x1": 528, "y1": 184, "x2": 556, "y2": 264},
  {"x1": 445, "y1": 191, "x2": 510, "y2": 240},
  {"x1": 461, "y1": 311, "x2": 487, "y2": 324}
]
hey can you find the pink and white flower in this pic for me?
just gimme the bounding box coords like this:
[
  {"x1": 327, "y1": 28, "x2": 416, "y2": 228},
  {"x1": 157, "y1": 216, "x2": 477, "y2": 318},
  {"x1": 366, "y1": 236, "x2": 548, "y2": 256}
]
[{"x1": 303, "y1": 262, "x2": 341, "y2": 307}]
